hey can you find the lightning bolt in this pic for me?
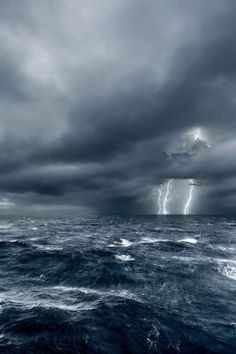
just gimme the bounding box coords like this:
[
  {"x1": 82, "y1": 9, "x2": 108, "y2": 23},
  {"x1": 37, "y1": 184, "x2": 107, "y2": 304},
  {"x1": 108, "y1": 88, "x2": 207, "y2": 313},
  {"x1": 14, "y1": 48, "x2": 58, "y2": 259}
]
[
  {"x1": 163, "y1": 179, "x2": 173, "y2": 215},
  {"x1": 184, "y1": 179, "x2": 194, "y2": 215},
  {"x1": 194, "y1": 128, "x2": 200, "y2": 141},
  {"x1": 158, "y1": 187, "x2": 162, "y2": 214},
  {"x1": 182, "y1": 127, "x2": 205, "y2": 215}
]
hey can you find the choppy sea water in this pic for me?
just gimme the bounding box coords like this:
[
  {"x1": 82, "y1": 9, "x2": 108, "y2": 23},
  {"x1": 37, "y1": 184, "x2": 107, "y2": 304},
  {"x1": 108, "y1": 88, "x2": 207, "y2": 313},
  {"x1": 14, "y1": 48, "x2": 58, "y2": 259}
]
[{"x1": 0, "y1": 215, "x2": 235, "y2": 353}]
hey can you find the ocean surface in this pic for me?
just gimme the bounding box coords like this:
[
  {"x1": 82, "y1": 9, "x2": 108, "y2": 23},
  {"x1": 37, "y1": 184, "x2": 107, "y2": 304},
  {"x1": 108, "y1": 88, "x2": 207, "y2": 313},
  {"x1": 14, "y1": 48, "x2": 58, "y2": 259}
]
[{"x1": 0, "y1": 215, "x2": 235, "y2": 353}]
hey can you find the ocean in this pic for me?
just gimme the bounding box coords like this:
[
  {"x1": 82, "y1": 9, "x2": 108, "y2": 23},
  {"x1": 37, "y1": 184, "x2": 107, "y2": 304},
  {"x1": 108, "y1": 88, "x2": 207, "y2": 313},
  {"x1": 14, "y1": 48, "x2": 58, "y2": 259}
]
[{"x1": 0, "y1": 215, "x2": 235, "y2": 353}]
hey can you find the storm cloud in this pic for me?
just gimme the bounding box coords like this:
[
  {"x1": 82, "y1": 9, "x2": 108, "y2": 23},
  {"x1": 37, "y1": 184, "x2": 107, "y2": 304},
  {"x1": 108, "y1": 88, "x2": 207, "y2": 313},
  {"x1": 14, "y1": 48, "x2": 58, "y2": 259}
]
[{"x1": 1, "y1": 0, "x2": 236, "y2": 214}]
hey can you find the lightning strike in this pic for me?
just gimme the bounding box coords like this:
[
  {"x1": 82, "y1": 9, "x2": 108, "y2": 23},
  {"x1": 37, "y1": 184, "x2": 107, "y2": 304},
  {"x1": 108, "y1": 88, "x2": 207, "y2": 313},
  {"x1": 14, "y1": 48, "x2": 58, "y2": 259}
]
[
  {"x1": 163, "y1": 179, "x2": 173, "y2": 215},
  {"x1": 193, "y1": 127, "x2": 210, "y2": 147},
  {"x1": 194, "y1": 128, "x2": 201, "y2": 141},
  {"x1": 158, "y1": 187, "x2": 162, "y2": 214},
  {"x1": 155, "y1": 127, "x2": 209, "y2": 215},
  {"x1": 184, "y1": 179, "x2": 194, "y2": 215}
]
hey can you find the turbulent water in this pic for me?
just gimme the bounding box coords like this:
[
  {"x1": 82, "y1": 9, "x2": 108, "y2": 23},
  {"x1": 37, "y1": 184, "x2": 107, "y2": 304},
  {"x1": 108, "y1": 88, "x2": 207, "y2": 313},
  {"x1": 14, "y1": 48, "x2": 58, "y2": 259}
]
[{"x1": 0, "y1": 215, "x2": 235, "y2": 353}]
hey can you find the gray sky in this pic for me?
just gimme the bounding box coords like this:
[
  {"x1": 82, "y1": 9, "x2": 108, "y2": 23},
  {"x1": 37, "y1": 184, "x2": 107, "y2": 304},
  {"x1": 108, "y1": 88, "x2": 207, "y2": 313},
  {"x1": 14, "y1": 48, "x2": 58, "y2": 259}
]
[{"x1": 1, "y1": 0, "x2": 236, "y2": 214}]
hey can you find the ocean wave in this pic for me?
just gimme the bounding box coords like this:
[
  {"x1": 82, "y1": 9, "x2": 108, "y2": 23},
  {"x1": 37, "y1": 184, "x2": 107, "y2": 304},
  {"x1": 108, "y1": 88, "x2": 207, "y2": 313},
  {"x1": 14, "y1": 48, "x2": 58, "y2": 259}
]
[
  {"x1": 0, "y1": 215, "x2": 235, "y2": 353},
  {"x1": 110, "y1": 237, "x2": 169, "y2": 248},
  {"x1": 0, "y1": 291, "x2": 98, "y2": 313},
  {"x1": 8, "y1": 299, "x2": 97, "y2": 312},
  {"x1": 0, "y1": 240, "x2": 29, "y2": 248}
]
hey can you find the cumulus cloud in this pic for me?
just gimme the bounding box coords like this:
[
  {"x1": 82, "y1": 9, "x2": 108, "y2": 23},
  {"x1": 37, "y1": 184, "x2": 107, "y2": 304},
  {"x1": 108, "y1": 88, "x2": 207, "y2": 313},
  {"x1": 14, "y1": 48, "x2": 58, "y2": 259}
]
[{"x1": 0, "y1": 0, "x2": 236, "y2": 213}]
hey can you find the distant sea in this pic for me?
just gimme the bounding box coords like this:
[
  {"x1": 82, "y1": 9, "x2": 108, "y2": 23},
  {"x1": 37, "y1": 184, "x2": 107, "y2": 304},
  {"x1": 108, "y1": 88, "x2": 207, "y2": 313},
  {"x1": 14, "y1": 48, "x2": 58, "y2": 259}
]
[{"x1": 0, "y1": 215, "x2": 235, "y2": 353}]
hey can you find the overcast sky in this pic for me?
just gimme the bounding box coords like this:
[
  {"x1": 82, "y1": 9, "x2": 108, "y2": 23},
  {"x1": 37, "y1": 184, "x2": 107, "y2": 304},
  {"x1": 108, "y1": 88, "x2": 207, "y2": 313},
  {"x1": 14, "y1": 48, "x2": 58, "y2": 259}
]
[{"x1": 1, "y1": 0, "x2": 236, "y2": 214}]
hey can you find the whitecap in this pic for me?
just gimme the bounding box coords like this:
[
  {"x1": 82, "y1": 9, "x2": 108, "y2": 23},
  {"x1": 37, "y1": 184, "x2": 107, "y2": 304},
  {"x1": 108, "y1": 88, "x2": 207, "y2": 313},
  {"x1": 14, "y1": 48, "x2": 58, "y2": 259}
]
[
  {"x1": 35, "y1": 245, "x2": 63, "y2": 251},
  {"x1": 120, "y1": 239, "x2": 132, "y2": 247},
  {"x1": 139, "y1": 237, "x2": 169, "y2": 244},
  {"x1": 48, "y1": 285, "x2": 140, "y2": 302},
  {"x1": 51, "y1": 285, "x2": 79, "y2": 292},
  {"x1": 179, "y1": 238, "x2": 198, "y2": 244},
  {"x1": 215, "y1": 258, "x2": 236, "y2": 264},
  {"x1": 220, "y1": 265, "x2": 236, "y2": 280},
  {"x1": 0, "y1": 224, "x2": 12, "y2": 230},
  {"x1": 147, "y1": 326, "x2": 160, "y2": 350},
  {"x1": 216, "y1": 245, "x2": 235, "y2": 252},
  {"x1": 115, "y1": 254, "x2": 135, "y2": 261},
  {"x1": 77, "y1": 287, "x2": 140, "y2": 301},
  {"x1": 171, "y1": 255, "x2": 197, "y2": 262}
]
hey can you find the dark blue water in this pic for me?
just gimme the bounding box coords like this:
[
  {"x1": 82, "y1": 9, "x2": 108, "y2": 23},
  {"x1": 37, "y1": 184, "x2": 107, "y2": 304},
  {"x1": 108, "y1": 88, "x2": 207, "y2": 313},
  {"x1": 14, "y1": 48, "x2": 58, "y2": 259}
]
[{"x1": 0, "y1": 215, "x2": 235, "y2": 353}]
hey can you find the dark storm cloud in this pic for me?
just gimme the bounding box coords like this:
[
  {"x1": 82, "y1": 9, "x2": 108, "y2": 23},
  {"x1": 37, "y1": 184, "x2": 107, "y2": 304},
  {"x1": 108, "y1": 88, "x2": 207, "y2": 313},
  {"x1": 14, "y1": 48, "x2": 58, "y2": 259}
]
[
  {"x1": 0, "y1": 0, "x2": 236, "y2": 213},
  {"x1": 0, "y1": 52, "x2": 27, "y2": 101}
]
